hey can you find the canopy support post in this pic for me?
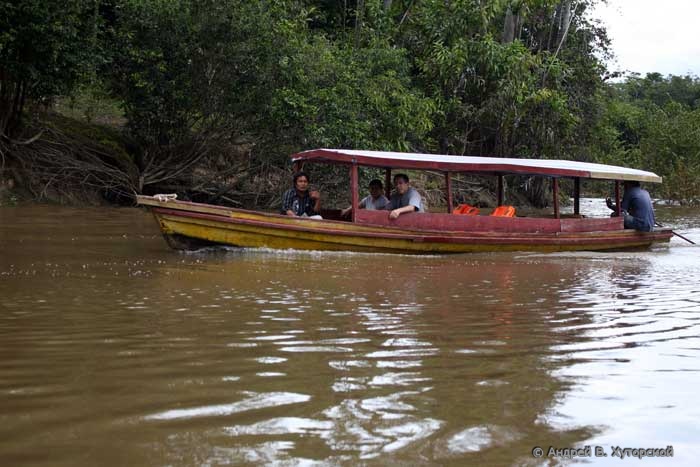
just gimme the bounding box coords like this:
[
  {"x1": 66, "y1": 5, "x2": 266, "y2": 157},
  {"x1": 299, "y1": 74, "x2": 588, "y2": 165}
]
[
  {"x1": 497, "y1": 175, "x2": 504, "y2": 206},
  {"x1": 552, "y1": 178, "x2": 560, "y2": 219},
  {"x1": 384, "y1": 168, "x2": 392, "y2": 200},
  {"x1": 615, "y1": 180, "x2": 621, "y2": 217},
  {"x1": 351, "y1": 163, "x2": 359, "y2": 223},
  {"x1": 293, "y1": 161, "x2": 302, "y2": 173},
  {"x1": 445, "y1": 172, "x2": 453, "y2": 213},
  {"x1": 573, "y1": 177, "x2": 580, "y2": 216}
]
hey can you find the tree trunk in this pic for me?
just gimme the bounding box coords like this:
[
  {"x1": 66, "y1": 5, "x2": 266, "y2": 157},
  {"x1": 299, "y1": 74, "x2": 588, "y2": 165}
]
[
  {"x1": 383, "y1": 0, "x2": 392, "y2": 11},
  {"x1": 556, "y1": 1, "x2": 572, "y2": 48},
  {"x1": 355, "y1": 0, "x2": 364, "y2": 47},
  {"x1": 525, "y1": 177, "x2": 549, "y2": 208},
  {"x1": 547, "y1": 3, "x2": 561, "y2": 51},
  {"x1": 502, "y1": 6, "x2": 516, "y2": 43}
]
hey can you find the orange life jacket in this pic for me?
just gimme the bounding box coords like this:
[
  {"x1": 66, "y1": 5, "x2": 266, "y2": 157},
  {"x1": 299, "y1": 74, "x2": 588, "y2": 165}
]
[
  {"x1": 490, "y1": 205, "x2": 516, "y2": 217},
  {"x1": 452, "y1": 204, "x2": 480, "y2": 216}
]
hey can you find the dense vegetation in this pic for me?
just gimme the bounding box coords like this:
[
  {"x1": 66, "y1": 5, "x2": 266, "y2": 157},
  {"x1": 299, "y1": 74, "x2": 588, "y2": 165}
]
[{"x1": 1, "y1": 0, "x2": 699, "y2": 206}]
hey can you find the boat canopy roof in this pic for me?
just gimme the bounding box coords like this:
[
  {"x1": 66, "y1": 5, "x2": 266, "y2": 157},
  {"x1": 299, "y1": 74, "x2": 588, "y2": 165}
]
[{"x1": 292, "y1": 149, "x2": 663, "y2": 183}]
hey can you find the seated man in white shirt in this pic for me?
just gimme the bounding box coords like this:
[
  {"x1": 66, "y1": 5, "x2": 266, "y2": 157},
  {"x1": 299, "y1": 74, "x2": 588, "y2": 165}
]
[{"x1": 341, "y1": 179, "x2": 390, "y2": 217}]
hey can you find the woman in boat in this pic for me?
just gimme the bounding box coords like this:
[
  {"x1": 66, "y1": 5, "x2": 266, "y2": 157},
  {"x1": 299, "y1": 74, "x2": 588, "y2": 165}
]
[
  {"x1": 281, "y1": 172, "x2": 321, "y2": 217},
  {"x1": 388, "y1": 173, "x2": 424, "y2": 219},
  {"x1": 606, "y1": 180, "x2": 655, "y2": 232}
]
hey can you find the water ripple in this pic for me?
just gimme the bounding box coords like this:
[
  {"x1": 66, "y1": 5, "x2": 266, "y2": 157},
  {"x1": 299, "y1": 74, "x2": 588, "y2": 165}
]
[{"x1": 145, "y1": 392, "x2": 311, "y2": 421}]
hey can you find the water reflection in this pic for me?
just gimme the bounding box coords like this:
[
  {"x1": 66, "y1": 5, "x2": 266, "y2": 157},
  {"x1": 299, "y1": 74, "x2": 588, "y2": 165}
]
[
  {"x1": 1, "y1": 205, "x2": 700, "y2": 465},
  {"x1": 536, "y1": 248, "x2": 700, "y2": 465}
]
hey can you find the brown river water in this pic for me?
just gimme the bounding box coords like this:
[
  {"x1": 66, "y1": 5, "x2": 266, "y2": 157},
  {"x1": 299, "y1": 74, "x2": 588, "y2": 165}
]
[{"x1": 1, "y1": 202, "x2": 700, "y2": 466}]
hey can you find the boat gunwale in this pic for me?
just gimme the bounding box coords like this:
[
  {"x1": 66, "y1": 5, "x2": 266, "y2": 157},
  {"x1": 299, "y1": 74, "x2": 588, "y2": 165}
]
[
  {"x1": 138, "y1": 196, "x2": 616, "y2": 237},
  {"x1": 151, "y1": 204, "x2": 673, "y2": 246}
]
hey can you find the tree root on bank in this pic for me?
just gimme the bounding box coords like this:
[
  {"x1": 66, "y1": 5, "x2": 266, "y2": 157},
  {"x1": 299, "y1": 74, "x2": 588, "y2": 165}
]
[
  {"x1": 6, "y1": 123, "x2": 138, "y2": 204},
  {"x1": 1, "y1": 117, "x2": 288, "y2": 208}
]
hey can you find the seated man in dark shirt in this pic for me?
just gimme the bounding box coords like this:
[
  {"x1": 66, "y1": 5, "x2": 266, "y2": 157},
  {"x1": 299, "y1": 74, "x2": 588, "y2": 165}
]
[
  {"x1": 606, "y1": 181, "x2": 655, "y2": 232},
  {"x1": 281, "y1": 171, "x2": 321, "y2": 217}
]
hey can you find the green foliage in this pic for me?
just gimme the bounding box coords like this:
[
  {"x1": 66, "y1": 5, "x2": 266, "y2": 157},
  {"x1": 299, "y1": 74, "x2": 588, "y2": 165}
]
[
  {"x1": 110, "y1": 0, "x2": 218, "y2": 145},
  {"x1": 0, "y1": 0, "x2": 100, "y2": 97},
  {"x1": 392, "y1": 0, "x2": 599, "y2": 170},
  {"x1": 0, "y1": 0, "x2": 103, "y2": 135},
  {"x1": 619, "y1": 73, "x2": 700, "y2": 109},
  {"x1": 594, "y1": 74, "x2": 700, "y2": 202},
  {"x1": 639, "y1": 103, "x2": 700, "y2": 202},
  {"x1": 270, "y1": 37, "x2": 435, "y2": 153},
  {"x1": 109, "y1": 0, "x2": 434, "y2": 158},
  {"x1": 55, "y1": 82, "x2": 125, "y2": 126},
  {"x1": 8, "y1": 0, "x2": 700, "y2": 203}
]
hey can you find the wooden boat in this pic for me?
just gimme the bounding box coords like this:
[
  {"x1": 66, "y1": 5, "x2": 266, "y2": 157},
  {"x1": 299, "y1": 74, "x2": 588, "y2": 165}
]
[{"x1": 137, "y1": 149, "x2": 673, "y2": 253}]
